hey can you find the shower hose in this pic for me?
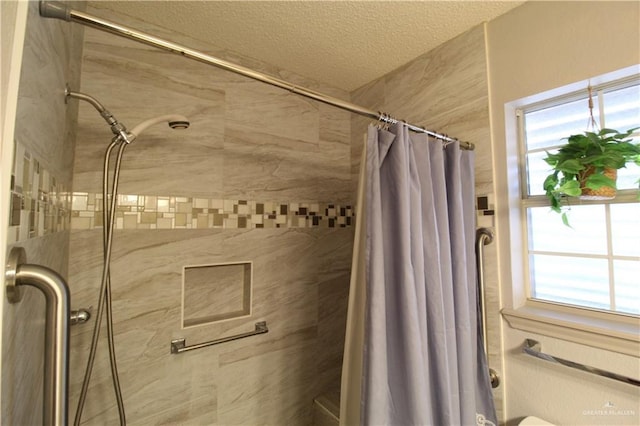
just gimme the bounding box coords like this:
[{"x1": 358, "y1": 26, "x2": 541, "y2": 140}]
[{"x1": 74, "y1": 138, "x2": 127, "y2": 426}]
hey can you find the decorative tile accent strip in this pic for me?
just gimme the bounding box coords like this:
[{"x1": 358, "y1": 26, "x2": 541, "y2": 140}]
[
  {"x1": 7, "y1": 141, "x2": 70, "y2": 244},
  {"x1": 476, "y1": 194, "x2": 495, "y2": 228},
  {"x1": 71, "y1": 193, "x2": 354, "y2": 230}
]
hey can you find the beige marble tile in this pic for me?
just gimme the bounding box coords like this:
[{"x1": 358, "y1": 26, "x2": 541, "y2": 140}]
[
  {"x1": 68, "y1": 224, "x2": 353, "y2": 424},
  {"x1": 319, "y1": 104, "x2": 352, "y2": 205},
  {"x1": 219, "y1": 229, "x2": 320, "y2": 335},
  {"x1": 13, "y1": 2, "x2": 83, "y2": 185},
  {"x1": 217, "y1": 341, "x2": 318, "y2": 425},
  {"x1": 319, "y1": 103, "x2": 351, "y2": 146},
  {"x1": 316, "y1": 272, "x2": 351, "y2": 393},
  {"x1": 383, "y1": 26, "x2": 488, "y2": 123},
  {"x1": 225, "y1": 80, "x2": 320, "y2": 145},
  {"x1": 73, "y1": 11, "x2": 228, "y2": 197},
  {"x1": 223, "y1": 127, "x2": 351, "y2": 202},
  {"x1": 75, "y1": 4, "x2": 353, "y2": 207}
]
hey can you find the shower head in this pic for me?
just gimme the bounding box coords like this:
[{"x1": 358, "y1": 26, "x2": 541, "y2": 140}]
[
  {"x1": 129, "y1": 115, "x2": 190, "y2": 140},
  {"x1": 169, "y1": 120, "x2": 190, "y2": 130}
]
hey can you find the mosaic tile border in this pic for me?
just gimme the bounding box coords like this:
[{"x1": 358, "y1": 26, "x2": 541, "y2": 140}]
[
  {"x1": 8, "y1": 141, "x2": 70, "y2": 244},
  {"x1": 69, "y1": 193, "x2": 492, "y2": 230},
  {"x1": 71, "y1": 193, "x2": 354, "y2": 230},
  {"x1": 7, "y1": 137, "x2": 488, "y2": 238}
]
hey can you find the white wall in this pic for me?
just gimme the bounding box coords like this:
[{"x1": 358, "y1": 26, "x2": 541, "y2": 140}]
[
  {"x1": 487, "y1": 1, "x2": 640, "y2": 425},
  {"x1": 0, "y1": 0, "x2": 28, "y2": 416}
]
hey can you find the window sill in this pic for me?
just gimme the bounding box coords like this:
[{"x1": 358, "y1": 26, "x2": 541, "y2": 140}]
[{"x1": 501, "y1": 303, "x2": 640, "y2": 357}]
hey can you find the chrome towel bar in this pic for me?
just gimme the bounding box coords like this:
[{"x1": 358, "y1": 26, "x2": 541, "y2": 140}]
[
  {"x1": 523, "y1": 339, "x2": 640, "y2": 387},
  {"x1": 171, "y1": 321, "x2": 268, "y2": 354}
]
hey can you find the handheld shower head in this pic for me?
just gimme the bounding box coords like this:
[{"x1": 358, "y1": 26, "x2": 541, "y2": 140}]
[
  {"x1": 169, "y1": 120, "x2": 190, "y2": 130},
  {"x1": 129, "y1": 114, "x2": 190, "y2": 140},
  {"x1": 65, "y1": 88, "x2": 190, "y2": 144}
]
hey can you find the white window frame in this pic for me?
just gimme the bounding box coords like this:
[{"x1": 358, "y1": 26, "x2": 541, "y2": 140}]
[{"x1": 499, "y1": 65, "x2": 640, "y2": 357}]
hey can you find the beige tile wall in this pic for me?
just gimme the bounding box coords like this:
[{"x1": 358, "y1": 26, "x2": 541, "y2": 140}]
[
  {"x1": 69, "y1": 227, "x2": 353, "y2": 425},
  {"x1": 2, "y1": 1, "x2": 84, "y2": 425},
  {"x1": 349, "y1": 24, "x2": 504, "y2": 422},
  {"x1": 69, "y1": 6, "x2": 352, "y2": 425}
]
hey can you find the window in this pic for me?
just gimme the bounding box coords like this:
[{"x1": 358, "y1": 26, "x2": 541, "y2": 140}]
[{"x1": 517, "y1": 76, "x2": 640, "y2": 316}]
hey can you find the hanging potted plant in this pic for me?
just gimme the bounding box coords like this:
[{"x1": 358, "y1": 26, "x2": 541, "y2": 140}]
[{"x1": 542, "y1": 127, "x2": 640, "y2": 225}]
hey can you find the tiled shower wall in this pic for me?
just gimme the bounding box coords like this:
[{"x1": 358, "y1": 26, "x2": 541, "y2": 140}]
[
  {"x1": 68, "y1": 6, "x2": 352, "y2": 425},
  {"x1": 2, "y1": 1, "x2": 84, "y2": 425},
  {"x1": 349, "y1": 24, "x2": 504, "y2": 422}
]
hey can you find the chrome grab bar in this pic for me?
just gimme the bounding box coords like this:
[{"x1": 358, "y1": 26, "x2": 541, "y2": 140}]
[
  {"x1": 5, "y1": 247, "x2": 70, "y2": 425},
  {"x1": 171, "y1": 321, "x2": 268, "y2": 354},
  {"x1": 475, "y1": 228, "x2": 500, "y2": 388},
  {"x1": 475, "y1": 228, "x2": 493, "y2": 354},
  {"x1": 70, "y1": 308, "x2": 91, "y2": 325},
  {"x1": 523, "y1": 339, "x2": 640, "y2": 387}
]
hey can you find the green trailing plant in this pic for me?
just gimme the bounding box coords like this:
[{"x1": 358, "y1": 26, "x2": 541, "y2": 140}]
[{"x1": 542, "y1": 127, "x2": 640, "y2": 226}]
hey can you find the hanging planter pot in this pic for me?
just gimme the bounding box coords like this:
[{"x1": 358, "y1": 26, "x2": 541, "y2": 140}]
[
  {"x1": 542, "y1": 127, "x2": 640, "y2": 225},
  {"x1": 579, "y1": 166, "x2": 617, "y2": 200}
]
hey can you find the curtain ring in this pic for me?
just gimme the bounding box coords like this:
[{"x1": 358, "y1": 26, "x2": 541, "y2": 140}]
[
  {"x1": 377, "y1": 112, "x2": 391, "y2": 130},
  {"x1": 440, "y1": 134, "x2": 451, "y2": 149},
  {"x1": 376, "y1": 112, "x2": 389, "y2": 130},
  {"x1": 442, "y1": 135, "x2": 459, "y2": 149}
]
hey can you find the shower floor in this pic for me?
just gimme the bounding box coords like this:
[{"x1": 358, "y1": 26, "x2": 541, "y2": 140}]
[{"x1": 312, "y1": 388, "x2": 340, "y2": 426}]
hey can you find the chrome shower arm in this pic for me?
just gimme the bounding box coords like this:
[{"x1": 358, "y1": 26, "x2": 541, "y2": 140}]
[{"x1": 66, "y1": 89, "x2": 133, "y2": 143}]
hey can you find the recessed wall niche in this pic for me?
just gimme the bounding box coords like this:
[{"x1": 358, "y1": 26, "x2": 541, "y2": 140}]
[{"x1": 182, "y1": 261, "x2": 252, "y2": 328}]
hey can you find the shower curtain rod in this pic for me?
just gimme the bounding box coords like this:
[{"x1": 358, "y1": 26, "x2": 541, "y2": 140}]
[{"x1": 39, "y1": 1, "x2": 474, "y2": 151}]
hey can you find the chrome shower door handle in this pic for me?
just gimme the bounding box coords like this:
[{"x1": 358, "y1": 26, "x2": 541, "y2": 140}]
[{"x1": 5, "y1": 247, "x2": 70, "y2": 426}]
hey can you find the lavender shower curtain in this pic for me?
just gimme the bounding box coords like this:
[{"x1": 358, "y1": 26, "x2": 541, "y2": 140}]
[{"x1": 340, "y1": 124, "x2": 497, "y2": 426}]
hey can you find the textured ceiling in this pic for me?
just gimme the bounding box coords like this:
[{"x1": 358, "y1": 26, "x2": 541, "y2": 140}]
[{"x1": 89, "y1": 1, "x2": 525, "y2": 92}]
